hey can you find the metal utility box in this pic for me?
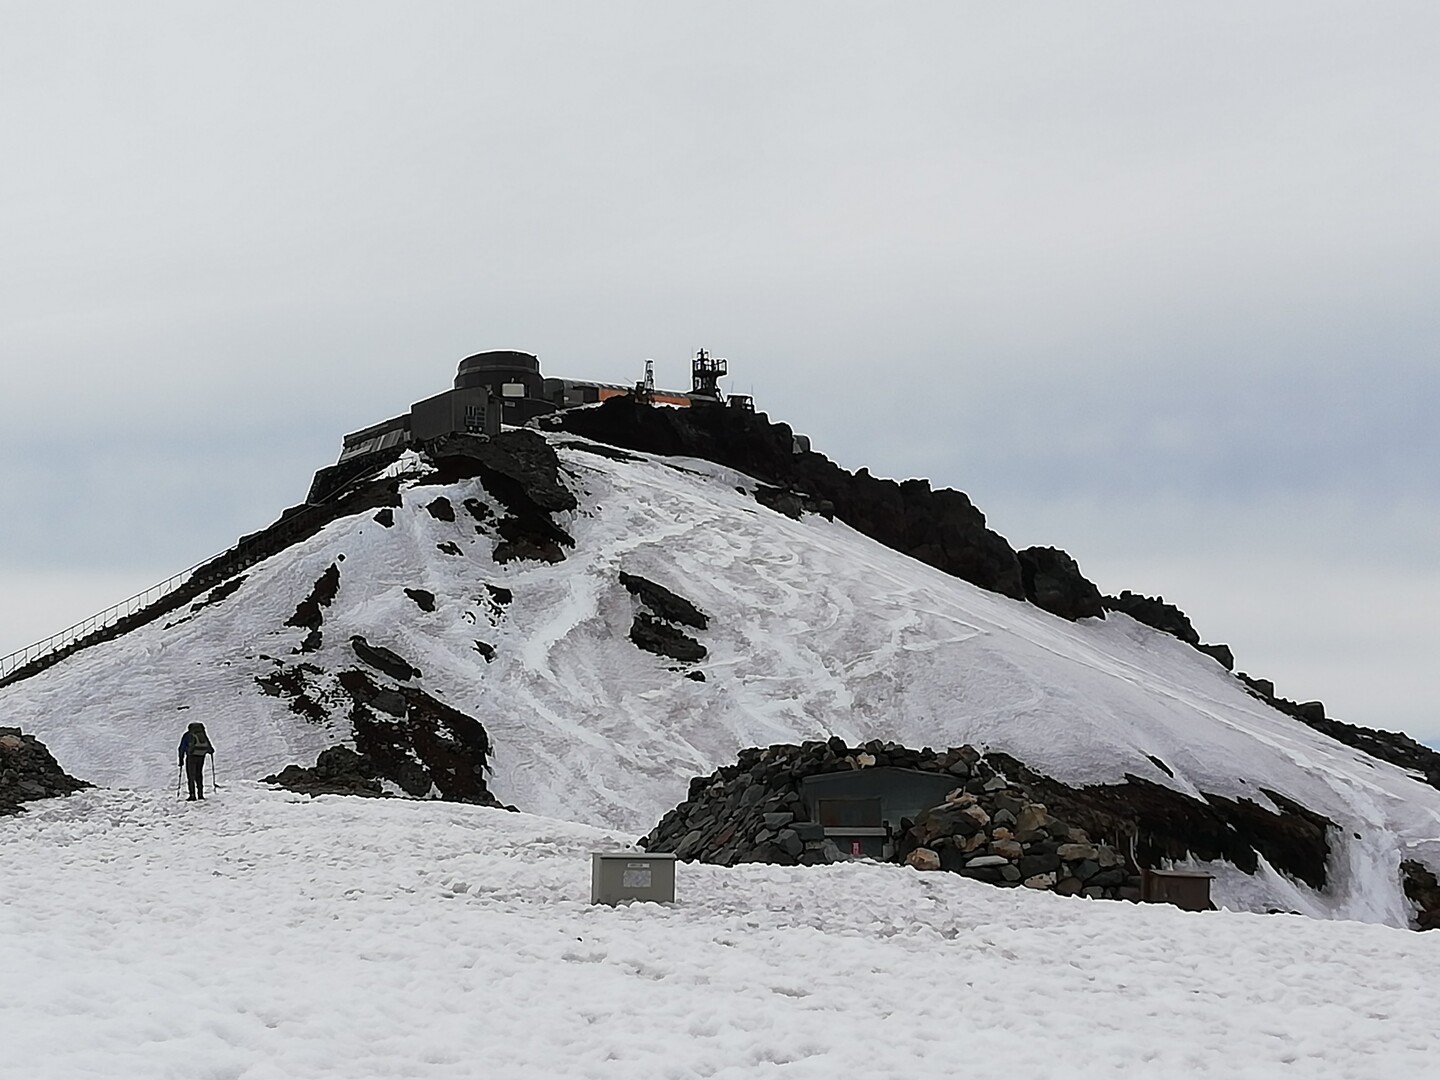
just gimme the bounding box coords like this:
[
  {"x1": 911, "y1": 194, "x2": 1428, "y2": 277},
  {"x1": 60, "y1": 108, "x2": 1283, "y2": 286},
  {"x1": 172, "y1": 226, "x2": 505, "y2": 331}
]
[
  {"x1": 1142, "y1": 869, "x2": 1214, "y2": 912},
  {"x1": 591, "y1": 852, "x2": 677, "y2": 905}
]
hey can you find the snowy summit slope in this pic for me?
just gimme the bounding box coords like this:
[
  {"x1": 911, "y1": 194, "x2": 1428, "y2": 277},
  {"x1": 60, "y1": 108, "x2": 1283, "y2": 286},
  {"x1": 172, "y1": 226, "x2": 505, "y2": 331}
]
[{"x1": 6, "y1": 433, "x2": 1440, "y2": 925}]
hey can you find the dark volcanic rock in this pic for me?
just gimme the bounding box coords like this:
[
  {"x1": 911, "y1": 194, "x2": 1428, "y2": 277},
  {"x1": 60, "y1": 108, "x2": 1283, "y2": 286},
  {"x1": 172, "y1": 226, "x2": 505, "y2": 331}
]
[
  {"x1": 263, "y1": 746, "x2": 384, "y2": 798},
  {"x1": 336, "y1": 668, "x2": 512, "y2": 808},
  {"x1": 630, "y1": 613, "x2": 707, "y2": 662},
  {"x1": 1102, "y1": 591, "x2": 1200, "y2": 645},
  {"x1": 404, "y1": 588, "x2": 437, "y2": 612},
  {"x1": 350, "y1": 636, "x2": 421, "y2": 681},
  {"x1": 493, "y1": 516, "x2": 571, "y2": 564},
  {"x1": 425, "y1": 429, "x2": 577, "y2": 514},
  {"x1": 425, "y1": 496, "x2": 456, "y2": 521},
  {"x1": 754, "y1": 485, "x2": 834, "y2": 521},
  {"x1": 619, "y1": 572, "x2": 709, "y2": 662},
  {"x1": 550, "y1": 396, "x2": 1025, "y2": 603},
  {"x1": 285, "y1": 564, "x2": 340, "y2": 653},
  {"x1": 423, "y1": 429, "x2": 577, "y2": 565},
  {"x1": 0, "y1": 728, "x2": 90, "y2": 815},
  {"x1": 1017, "y1": 547, "x2": 1105, "y2": 621},
  {"x1": 254, "y1": 662, "x2": 330, "y2": 724},
  {"x1": 1402, "y1": 860, "x2": 1440, "y2": 931},
  {"x1": 619, "y1": 572, "x2": 708, "y2": 630},
  {"x1": 986, "y1": 752, "x2": 1336, "y2": 890}
]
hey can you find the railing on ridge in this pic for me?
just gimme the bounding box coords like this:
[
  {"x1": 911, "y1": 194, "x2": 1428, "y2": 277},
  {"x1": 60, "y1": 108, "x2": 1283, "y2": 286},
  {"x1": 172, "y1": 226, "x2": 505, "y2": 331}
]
[
  {"x1": 0, "y1": 562, "x2": 209, "y2": 681},
  {"x1": 0, "y1": 452, "x2": 423, "y2": 686}
]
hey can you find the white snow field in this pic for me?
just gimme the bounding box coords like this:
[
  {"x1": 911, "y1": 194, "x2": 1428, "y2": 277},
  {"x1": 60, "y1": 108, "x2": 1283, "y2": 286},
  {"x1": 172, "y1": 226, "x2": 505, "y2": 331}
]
[
  {"x1": 5, "y1": 434, "x2": 1440, "y2": 925},
  {"x1": 3, "y1": 784, "x2": 1437, "y2": 1080}
]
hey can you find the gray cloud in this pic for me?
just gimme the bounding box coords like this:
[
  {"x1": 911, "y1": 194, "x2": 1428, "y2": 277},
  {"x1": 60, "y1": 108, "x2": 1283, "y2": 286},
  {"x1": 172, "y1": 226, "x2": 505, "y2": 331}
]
[{"x1": 3, "y1": 2, "x2": 1437, "y2": 743}]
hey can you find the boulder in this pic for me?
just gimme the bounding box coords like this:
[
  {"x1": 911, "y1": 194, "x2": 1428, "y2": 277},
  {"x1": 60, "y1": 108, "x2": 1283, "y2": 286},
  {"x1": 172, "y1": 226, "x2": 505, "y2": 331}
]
[
  {"x1": 0, "y1": 729, "x2": 90, "y2": 815},
  {"x1": 1195, "y1": 643, "x2": 1235, "y2": 670},
  {"x1": 906, "y1": 848, "x2": 941, "y2": 871},
  {"x1": 1017, "y1": 546, "x2": 1105, "y2": 621}
]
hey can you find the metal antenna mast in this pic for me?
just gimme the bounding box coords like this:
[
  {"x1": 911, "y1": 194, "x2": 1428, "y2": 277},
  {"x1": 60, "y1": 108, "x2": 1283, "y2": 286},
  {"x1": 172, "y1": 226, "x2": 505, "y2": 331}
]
[
  {"x1": 634, "y1": 358, "x2": 656, "y2": 404},
  {"x1": 691, "y1": 348, "x2": 727, "y2": 400}
]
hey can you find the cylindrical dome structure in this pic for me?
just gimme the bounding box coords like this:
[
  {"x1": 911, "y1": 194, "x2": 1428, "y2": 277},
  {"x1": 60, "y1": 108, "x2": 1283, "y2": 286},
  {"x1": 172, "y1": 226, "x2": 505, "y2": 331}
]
[
  {"x1": 454, "y1": 350, "x2": 553, "y2": 424},
  {"x1": 455, "y1": 350, "x2": 543, "y2": 394}
]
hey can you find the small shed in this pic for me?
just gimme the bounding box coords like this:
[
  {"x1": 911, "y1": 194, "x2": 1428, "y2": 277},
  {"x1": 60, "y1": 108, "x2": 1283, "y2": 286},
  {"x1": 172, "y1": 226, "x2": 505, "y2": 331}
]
[
  {"x1": 800, "y1": 768, "x2": 961, "y2": 859},
  {"x1": 1141, "y1": 868, "x2": 1214, "y2": 912}
]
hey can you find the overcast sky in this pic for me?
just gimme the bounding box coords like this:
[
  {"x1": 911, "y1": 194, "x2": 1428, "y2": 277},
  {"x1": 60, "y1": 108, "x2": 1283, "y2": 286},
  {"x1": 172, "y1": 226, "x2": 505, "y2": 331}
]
[{"x1": 3, "y1": 2, "x2": 1437, "y2": 745}]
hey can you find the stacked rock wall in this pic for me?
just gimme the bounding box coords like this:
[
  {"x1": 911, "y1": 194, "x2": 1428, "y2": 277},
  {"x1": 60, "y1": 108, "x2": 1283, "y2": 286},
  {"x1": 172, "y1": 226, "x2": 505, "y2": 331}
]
[{"x1": 640, "y1": 738, "x2": 1142, "y2": 902}]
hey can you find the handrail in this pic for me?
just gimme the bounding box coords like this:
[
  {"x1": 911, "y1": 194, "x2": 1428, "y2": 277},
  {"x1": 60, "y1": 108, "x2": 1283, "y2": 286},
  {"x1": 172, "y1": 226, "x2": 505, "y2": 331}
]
[
  {"x1": 0, "y1": 454, "x2": 426, "y2": 685},
  {"x1": 0, "y1": 561, "x2": 210, "y2": 680}
]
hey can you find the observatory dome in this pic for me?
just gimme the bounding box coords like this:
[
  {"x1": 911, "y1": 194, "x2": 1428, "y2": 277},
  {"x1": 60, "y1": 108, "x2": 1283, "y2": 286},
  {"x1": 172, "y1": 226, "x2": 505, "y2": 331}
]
[{"x1": 454, "y1": 350, "x2": 541, "y2": 389}]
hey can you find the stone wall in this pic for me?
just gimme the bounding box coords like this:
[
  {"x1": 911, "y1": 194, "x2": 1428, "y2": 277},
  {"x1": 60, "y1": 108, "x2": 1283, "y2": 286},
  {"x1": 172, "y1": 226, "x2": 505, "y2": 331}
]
[{"x1": 640, "y1": 738, "x2": 1142, "y2": 902}]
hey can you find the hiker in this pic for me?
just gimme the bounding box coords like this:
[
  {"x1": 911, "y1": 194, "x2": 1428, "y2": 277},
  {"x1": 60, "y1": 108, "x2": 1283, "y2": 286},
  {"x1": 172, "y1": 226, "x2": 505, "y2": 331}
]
[{"x1": 178, "y1": 722, "x2": 214, "y2": 800}]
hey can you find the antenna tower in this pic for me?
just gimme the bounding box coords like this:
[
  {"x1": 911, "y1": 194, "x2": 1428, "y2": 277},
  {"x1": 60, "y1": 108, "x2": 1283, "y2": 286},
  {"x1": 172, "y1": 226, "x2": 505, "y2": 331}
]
[
  {"x1": 691, "y1": 348, "x2": 727, "y2": 399},
  {"x1": 634, "y1": 358, "x2": 656, "y2": 404}
]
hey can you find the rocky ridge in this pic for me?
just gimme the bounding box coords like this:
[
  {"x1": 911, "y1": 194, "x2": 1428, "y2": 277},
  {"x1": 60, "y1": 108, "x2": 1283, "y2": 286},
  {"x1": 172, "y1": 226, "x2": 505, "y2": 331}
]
[
  {"x1": 1236, "y1": 674, "x2": 1440, "y2": 794},
  {"x1": 549, "y1": 398, "x2": 1034, "y2": 606}
]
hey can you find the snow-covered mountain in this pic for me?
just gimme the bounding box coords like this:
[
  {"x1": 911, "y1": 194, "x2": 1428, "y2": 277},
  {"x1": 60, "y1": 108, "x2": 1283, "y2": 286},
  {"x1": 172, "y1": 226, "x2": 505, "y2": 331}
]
[{"x1": 6, "y1": 413, "x2": 1440, "y2": 929}]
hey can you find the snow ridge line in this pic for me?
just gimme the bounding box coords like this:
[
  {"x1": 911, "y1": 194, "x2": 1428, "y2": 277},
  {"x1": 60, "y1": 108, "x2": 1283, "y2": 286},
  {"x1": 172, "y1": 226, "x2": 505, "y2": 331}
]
[{"x1": 0, "y1": 465, "x2": 415, "y2": 688}]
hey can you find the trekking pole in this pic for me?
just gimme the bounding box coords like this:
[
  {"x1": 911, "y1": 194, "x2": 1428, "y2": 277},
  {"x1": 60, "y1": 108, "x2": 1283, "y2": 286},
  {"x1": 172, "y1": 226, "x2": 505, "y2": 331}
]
[
  {"x1": 210, "y1": 754, "x2": 221, "y2": 791},
  {"x1": 176, "y1": 765, "x2": 183, "y2": 801}
]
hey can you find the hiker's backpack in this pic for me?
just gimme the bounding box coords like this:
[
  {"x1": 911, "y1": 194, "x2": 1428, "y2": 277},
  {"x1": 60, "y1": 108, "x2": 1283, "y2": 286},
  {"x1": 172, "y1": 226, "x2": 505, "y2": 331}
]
[{"x1": 188, "y1": 730, "x2": 212, "y2": 756}]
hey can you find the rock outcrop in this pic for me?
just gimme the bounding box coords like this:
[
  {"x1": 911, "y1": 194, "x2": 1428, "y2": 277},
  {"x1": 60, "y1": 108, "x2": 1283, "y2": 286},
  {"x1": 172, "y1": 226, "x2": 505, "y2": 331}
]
[
  {"x1": 263, "y1": 746, "x2": 386, "y2": 798},
  {"x1": 619, "y1": 572, "x2": 709, "y2": 663},
  {"x1": 423, "y1": 429, "x2": 576, "y2": 564},
  {"x1": 550, "y1": 397, "x2": 1031, "y2": 605},
  {"x1": 285, "y1": 563, "x2": 340, "y2": 652},
  {"x1": 1103, "y1": 590, "x2": 1236, "y2": 671},
  {"x1": 1103, "y1": 590, "x2": 1200, "y2": 644},
  {"x1": 0, "y1": 729, "x2": 90, "y2": 815},
  {"x1": 350, "y1": 636, "x2": 422, "y2": 682},
  {"x1": 256, "y1": 655, "x2": 508, "y2": 809},
  {"x1": 1018, "y1": 546, "x2": 1105, "y2": 621},
  {"x1": 1402, "y1": 860, "x2": 1440, "y2": 931}
]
